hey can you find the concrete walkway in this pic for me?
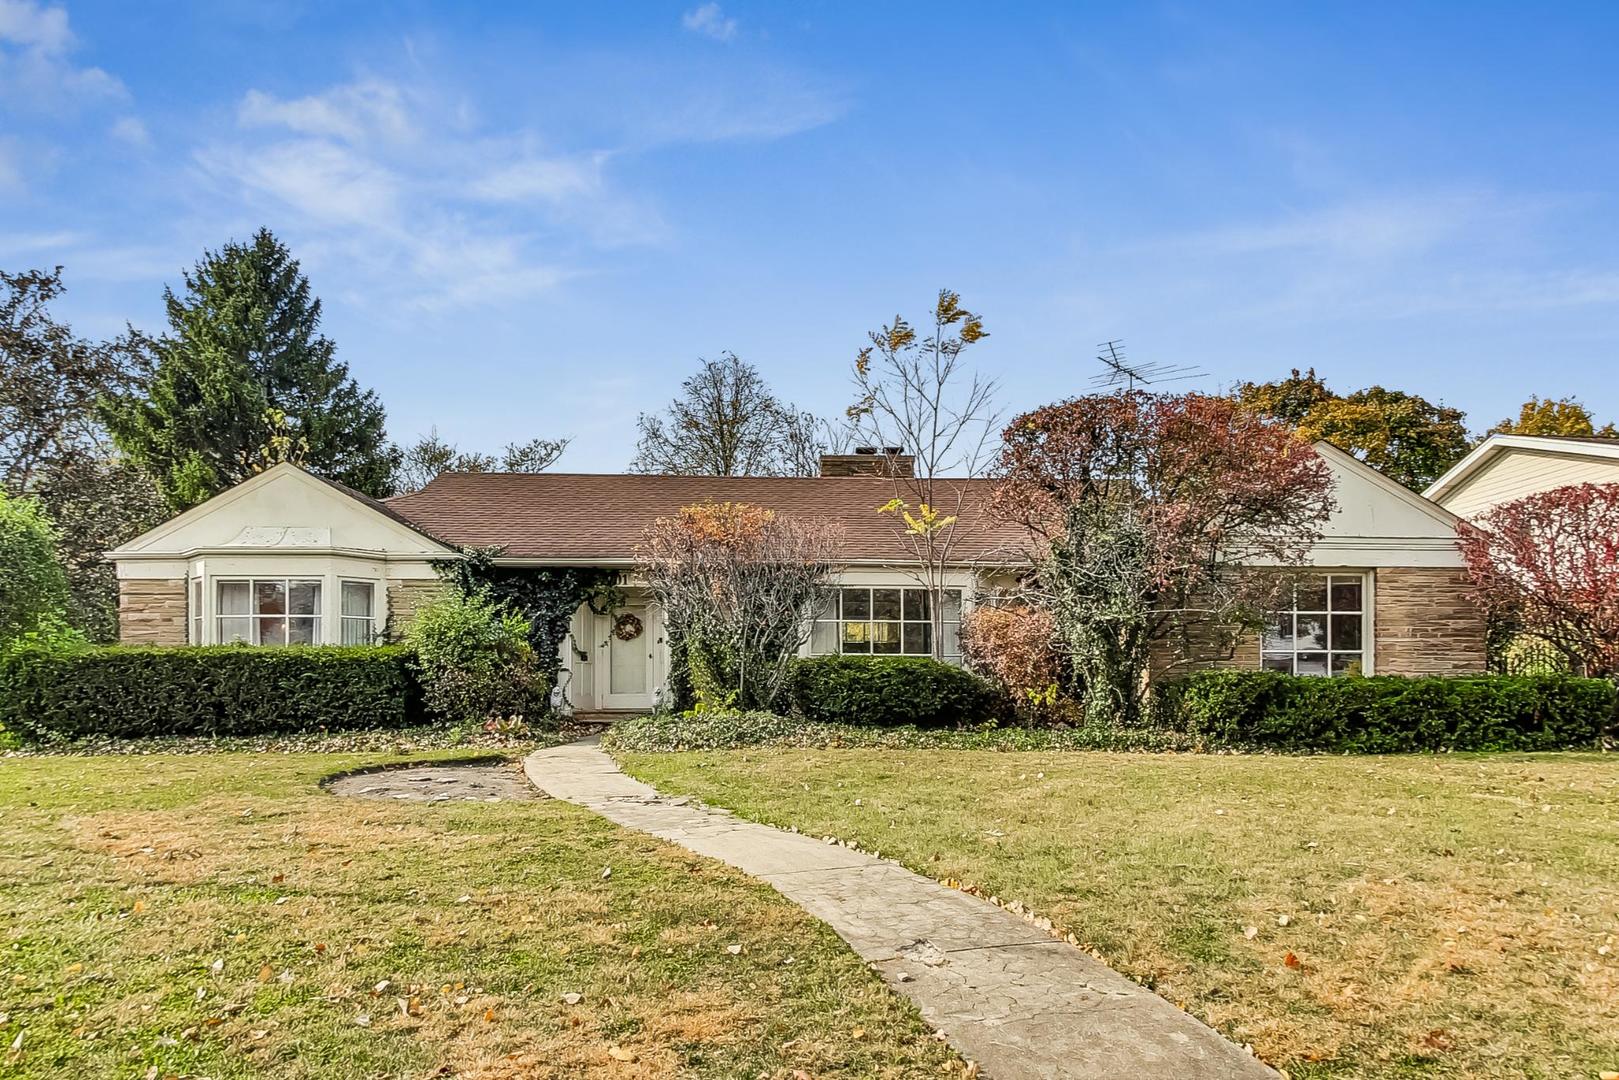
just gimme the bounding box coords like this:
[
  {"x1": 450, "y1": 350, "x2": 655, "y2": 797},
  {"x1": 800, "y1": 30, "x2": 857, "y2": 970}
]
[{"x1": 524, "y1": 739, "x2": 1275, "y2": 1080}]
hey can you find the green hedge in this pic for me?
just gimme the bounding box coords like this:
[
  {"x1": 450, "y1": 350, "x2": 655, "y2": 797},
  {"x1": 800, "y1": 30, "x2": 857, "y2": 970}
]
[
  {"x1": 0, "y1": 645, "x2": 425, "y2": 742},
  {"x1": 786, "y1": 656, "x2": 1008, "y2": 727},
  {"x1": 604, "y1": 709, "x2": 1192, "y2": 753},
  {"x1": 1163, "y1": 670, "x2": 1616, "y2": 753}
]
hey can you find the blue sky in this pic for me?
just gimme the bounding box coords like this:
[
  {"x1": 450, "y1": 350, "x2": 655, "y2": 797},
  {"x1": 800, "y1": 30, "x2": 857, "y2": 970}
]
[{"x1": 4, "y1": 1, "x2": 1618, "y2": 471}]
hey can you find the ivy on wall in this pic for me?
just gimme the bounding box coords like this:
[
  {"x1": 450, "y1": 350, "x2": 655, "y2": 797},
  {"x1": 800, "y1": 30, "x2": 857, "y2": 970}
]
[{"x1": 433, "y1": 547, "x2": 622, "y2": 691}]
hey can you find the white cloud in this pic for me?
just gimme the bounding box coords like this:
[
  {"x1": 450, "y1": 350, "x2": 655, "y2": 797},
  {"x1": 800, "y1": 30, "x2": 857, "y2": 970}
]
[
  {"x1": 0, "y1": 0, "x2": 70, "y2": 51},
  {"x1": 632, "y1": 70, "x2": 844, "y2": 143},
  {"x1": 238, "y1": 79, "x2": 415, "y2": 145},
  {"x1": 470, "y1": 152, "x2": 606, "y2": 204},
  {"x1": 682, "y1": 3, "x2": 738, "y2": 42},
  {"x1": 198, "y1": 138, "x2": 402, "y2": 227},
  {"x1": 109, "y1": 114, "x2": 148, "y2": 146},
  {"x1": 0, "y1": 0, "x2": 126, "y2": 112},
  {"x1": 194, "y1": 76, "x2": 664, "y2": 309},
  {"x1": 1119, "y1": 189, "x2": 1619, "y2": 326},
  {"x1": 1178, "y1": 192, "x2": 1508, "y2": 261}
]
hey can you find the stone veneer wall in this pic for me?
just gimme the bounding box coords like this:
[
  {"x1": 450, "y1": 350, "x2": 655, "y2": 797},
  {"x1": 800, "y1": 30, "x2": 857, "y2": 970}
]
[
  {"x1": 385, "y1": 580, "x2": 447, "y2": 641},
  {"x1": 1373, "y1": 567, "x2": 1487, "y2": 676},
  {"x1": 118, "y1": 578, "x2": 188, "y2": 645},
  {"x1": 1148, "y1": 566, "x2": 1487, "y2": 679},
  {"x1": 1147, "y1": 621, "x2": 1260, "y2": 679}
]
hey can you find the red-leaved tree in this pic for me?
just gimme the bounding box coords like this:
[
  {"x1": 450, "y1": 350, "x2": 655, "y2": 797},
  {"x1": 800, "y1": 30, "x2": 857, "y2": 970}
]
[
  {"x1": 994, "y1": 390, "x2": 1336, "y2": 726},
  {"x1": 1456, "y1": 482, "x2": 1619, "y2": 676}
]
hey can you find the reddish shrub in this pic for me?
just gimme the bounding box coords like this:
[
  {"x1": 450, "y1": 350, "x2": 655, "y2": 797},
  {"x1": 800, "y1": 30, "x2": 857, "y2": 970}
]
[{"x1": 960, "y1": 604, "x2": 1070, "y2": 721}]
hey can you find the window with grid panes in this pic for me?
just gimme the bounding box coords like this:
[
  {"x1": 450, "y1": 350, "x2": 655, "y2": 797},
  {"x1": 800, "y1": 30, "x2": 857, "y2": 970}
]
[
  {"x1": 1261, "y1": 573, "x2": 1366, "y2": 676},
  {"x1": 216, "y1": 579, "x2": 321, "y2": 645},
  {"x1": 809, "y1": 586, "x2": 962, "y2": 661}
]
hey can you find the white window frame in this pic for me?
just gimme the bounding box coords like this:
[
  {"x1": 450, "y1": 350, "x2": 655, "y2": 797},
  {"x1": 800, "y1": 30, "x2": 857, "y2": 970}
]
[
  {"x1": 810, "y1": 586, "x2": 963, "y2": 660},
  {"x1": 215, "y1": 578, "x2": 323, "y2": 647},
  {"x1": 338, "y1": 579, "x2": 377, "y2": 645},
  {"x1": 1262, "y1": 572, "x2": 1370, "y2": 677},
  {"x1": 189, "y1": 577, "x2": 203, "y2": 645}
]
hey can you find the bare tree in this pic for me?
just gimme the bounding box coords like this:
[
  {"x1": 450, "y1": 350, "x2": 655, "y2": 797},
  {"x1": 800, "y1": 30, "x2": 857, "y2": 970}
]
[
  {"x1": 640, "y1": 502, "x2": 842, "y2": 710},
  {"x1": 393, "y1": 429, "x2": 570, "y2": 493},
  {"x1": 848, "y1": 289, "x2": 1002, "y2": 660},
  {"x1": 631, "y1": 352, "x2": 826, "y2": 476}
]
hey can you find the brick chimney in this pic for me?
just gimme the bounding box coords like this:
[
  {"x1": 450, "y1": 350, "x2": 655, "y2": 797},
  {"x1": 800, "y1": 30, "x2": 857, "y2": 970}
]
[{"x1": 818, "y1": 446, "x2": 915, "y2": 478}]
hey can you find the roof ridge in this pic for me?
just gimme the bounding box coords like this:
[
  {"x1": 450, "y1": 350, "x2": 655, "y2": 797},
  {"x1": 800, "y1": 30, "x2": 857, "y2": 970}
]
[{"x1": 415, "y1": 470, "x2": 994, "y2": 480}]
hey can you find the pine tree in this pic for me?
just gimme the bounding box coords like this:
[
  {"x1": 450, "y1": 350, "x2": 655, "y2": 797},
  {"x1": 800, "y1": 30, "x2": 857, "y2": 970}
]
[{"x1": 104, "y1": 229, "x2": 395, "y2": 510}]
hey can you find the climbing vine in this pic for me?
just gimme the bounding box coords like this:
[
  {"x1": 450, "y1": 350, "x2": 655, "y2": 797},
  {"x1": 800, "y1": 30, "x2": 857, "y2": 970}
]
[{"x1": 433, "y1": 547, "x2": 622, "y2": 689}]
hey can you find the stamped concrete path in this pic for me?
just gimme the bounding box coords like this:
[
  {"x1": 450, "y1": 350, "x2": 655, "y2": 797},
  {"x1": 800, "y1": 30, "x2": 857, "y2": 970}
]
[{"x1": 524, "y1": 739, "x2": 1276, "y2": 1080}]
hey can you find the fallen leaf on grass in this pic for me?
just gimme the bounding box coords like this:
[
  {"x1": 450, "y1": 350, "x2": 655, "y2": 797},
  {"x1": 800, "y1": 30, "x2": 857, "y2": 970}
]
[
  {"x1": 1242, "y1": 926, "x2": 1258, "y2": 940},
  {"x1": 726, "y1": 944, "x2": 742, "y2": 955},
  {"x1": 607, "y1": 1046, "x2": 635, "y2": 1062},
  {"x1": 257, "y1": 965, "x2": 273, "y2": 982},
  {"x1": 1283, "y1": 951, "x2": 1302, "y2": 970}
]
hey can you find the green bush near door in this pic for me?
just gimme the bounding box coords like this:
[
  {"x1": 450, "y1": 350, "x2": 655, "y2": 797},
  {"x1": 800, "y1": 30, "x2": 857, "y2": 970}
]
[{"x1": 787, "y1": 655, "x2": 1009, "y2": 727}]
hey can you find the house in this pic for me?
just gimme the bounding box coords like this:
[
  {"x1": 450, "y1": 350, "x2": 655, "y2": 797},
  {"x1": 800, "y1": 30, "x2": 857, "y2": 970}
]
[
  {"x1": 107, "y1": 444, "x2": 1487, "y2": 712},
  {"x1": 1424, "y1": 433, "x2": 1619, "y2": 519}
]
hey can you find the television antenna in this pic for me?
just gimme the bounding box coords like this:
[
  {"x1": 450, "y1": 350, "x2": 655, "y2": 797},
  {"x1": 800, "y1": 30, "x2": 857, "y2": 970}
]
[{"x1": 1089, "y1": 340, "x2": 1204, "y2": 391}]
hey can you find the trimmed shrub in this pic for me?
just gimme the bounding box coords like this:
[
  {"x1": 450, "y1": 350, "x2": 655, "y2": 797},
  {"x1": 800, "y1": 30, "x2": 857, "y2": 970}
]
[
  {"x1": 0, "y1": 645, "x2": 423, "y2": 742},
  {"x1": 405, "y1": 589, "x2": 550, "y2": 726},
  {"x1": 786, "y1": 656, "x2": 1008, "y2": 727},
  {"x1": 1164, "y1": 670, "x2": 1616, "y2": 753},
  {"x1": 603, "y1": 710, "x2": 1191, "y2": 753}
]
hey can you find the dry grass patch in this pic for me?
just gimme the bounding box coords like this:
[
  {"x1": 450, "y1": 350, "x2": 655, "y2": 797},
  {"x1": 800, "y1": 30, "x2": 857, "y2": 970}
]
[
  {"x1": 0, "y1": 752, "x2": 963, "y2": 1078},
  {"x1": 621, "y1": 748, "x2": 1619, "y2": 1079}
]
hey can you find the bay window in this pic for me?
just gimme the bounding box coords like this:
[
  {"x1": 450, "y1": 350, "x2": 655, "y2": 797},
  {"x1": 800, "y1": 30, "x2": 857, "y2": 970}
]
[
  {"x1": 217, "y1": 579, "x2": 321, "y2": 645},
  {"x1": 810, "y1": 586, "x2": 962, "y2": 661},
  {"x1": 1262, "y1": 573, "x2": 1366, "y2": 676}
]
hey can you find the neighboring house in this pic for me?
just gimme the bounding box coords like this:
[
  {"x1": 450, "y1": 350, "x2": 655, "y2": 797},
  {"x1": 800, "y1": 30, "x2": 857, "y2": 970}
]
[
  {"x1": 108, "y1": 444, "x2": 1487, "y2": 712},
  {"x1": 1424, "y1": 433, "x2": 1619, "y2": 520}
]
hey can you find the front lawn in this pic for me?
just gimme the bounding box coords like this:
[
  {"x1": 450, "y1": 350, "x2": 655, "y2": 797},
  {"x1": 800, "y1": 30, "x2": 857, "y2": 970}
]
[
  {"x1": 0, "y1": 752, "x2": 961, "y2": 1078},
  {"x1": 620, "y1": 748, "x2": 1619, "y2": 1079}
]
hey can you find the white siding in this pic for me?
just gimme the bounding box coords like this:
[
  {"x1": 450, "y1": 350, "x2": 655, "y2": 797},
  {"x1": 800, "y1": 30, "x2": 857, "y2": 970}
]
[{"x1": 1440, "y1": 448, "x2": 1619, "y2": 520}]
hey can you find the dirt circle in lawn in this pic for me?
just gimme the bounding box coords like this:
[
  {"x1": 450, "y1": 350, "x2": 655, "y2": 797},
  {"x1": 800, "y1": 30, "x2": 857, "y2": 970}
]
[{"x1": 324, "y1": 760, "x2": 541, "y2": 803}]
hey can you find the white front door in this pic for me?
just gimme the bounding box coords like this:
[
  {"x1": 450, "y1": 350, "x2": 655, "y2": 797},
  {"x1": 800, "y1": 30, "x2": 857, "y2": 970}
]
[{"x1": 600, "y1": 603, "x2": 657, "y2": 711}]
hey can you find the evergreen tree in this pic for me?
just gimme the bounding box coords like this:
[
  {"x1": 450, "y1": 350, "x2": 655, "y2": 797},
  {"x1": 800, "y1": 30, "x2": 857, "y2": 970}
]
[{"x1": 104, "y1": 229, "x2": 395, "y2": 510}]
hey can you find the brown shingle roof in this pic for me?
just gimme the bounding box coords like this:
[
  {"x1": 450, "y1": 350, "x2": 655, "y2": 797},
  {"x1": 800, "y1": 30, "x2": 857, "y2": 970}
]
[{"x1": 383, "y1": 472, "x2": 1026, "y2": 564}]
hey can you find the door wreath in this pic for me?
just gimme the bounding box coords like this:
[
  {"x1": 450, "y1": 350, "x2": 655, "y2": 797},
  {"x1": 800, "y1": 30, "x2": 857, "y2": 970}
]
[{"x1": 612, "y1": 613, "x2": 644, "y2": 642}]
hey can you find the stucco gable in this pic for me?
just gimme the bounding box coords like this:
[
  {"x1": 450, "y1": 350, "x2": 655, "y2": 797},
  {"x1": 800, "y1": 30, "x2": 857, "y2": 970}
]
[
  {"x1": 1313, "y1": 442, "x2": 1459, "y2": 541},
  {"x1": 110, "y1": 465, "x2": 456, "y2": 559}
]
